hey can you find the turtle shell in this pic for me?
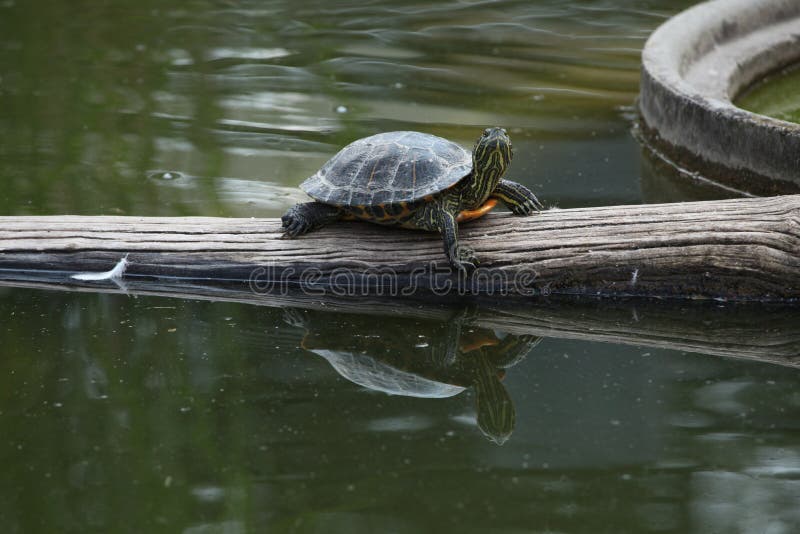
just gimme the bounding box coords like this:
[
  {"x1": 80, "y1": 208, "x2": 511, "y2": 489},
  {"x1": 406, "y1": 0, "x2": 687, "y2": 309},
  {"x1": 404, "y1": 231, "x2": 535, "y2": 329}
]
[
  {"x1": 300, "y1": 131, "x2": 472, "y2": 207},
  {"x1": 310, "y1": 349, "x2": 466, "y2": 399}
]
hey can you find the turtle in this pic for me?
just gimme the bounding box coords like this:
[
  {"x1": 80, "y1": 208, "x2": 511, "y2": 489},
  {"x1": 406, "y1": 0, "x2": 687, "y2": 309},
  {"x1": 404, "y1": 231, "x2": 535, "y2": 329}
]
[
  {"x1": 283, "y1": 307, "x2": 542, "y2": 444},
  {"x1": 281, "y1": 127, "x2": 543, "y2": 272}
]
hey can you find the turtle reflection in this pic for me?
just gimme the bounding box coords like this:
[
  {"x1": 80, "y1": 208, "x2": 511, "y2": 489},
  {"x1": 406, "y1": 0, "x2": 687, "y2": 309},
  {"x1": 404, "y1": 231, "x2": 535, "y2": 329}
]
[{"x1": 284, "y1": 308, "x2": 541, "y2": 444}]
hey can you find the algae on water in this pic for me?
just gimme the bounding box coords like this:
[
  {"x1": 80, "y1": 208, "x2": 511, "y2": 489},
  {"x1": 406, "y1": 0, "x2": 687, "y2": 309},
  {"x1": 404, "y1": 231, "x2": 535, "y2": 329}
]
[{"x1": 737, "y1": 65, "x2": 800, "y2": 124}]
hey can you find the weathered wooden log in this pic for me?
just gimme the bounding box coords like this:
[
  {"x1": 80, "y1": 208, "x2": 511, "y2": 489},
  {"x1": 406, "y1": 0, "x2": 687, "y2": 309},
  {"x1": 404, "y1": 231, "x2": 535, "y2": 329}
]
[{"x1": 1, "y1": 194, "x2": 799, "y2": 300}]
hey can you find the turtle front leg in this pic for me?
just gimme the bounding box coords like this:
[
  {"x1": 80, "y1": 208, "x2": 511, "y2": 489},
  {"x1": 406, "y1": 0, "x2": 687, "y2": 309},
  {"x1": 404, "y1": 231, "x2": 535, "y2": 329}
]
[
  {"x1": 281, "y1": 202, "x2": 343, "y2": 237},
  {"x1": 472, "y1": 352, "x2": 515, "y2": 445},
  {"x1": 492, "y1": 179, "x2": 544, "y2": 215},
  {"x1": 439, "y1": 209, "x2": 478, "y2": 274}
]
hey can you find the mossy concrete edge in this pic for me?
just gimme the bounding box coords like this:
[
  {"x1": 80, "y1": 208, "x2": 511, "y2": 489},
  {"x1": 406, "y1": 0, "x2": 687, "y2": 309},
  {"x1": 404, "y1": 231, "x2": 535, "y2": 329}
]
[{"x1": 639, "y1": 0, "x2": 800, "y2": 194}]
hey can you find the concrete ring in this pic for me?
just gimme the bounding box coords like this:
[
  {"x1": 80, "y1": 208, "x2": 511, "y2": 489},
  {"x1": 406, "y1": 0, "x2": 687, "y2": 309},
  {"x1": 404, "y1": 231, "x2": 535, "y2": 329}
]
[{"x1": 638, "y1": 0, "x2": 800, "y2": 195}]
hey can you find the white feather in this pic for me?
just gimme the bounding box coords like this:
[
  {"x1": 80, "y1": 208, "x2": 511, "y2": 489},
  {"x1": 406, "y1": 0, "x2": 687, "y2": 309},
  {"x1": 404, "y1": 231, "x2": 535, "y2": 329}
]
[{"x1": 71, "y1": 255, "x2": 129, "y2": 281}]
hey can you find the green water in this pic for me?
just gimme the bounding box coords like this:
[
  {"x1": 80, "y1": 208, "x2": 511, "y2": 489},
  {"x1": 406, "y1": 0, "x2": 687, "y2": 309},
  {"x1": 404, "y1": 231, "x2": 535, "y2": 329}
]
[
  {"x1": 737, "y1": 65, "x2": 800, "y2": 124},
  {"x1": 2, "y1": 0, "x2": 800, "y2": 532}
]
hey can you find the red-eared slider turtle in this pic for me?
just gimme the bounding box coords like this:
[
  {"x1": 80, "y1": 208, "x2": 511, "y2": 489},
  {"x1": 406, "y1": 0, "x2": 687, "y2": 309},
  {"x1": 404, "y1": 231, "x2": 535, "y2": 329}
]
[
  {"x1": 284, "y1": 307, "x2": 541, "y2": 444},
  {"x1": 281, "y1": 128, "x2": 543, "y2": 272}
]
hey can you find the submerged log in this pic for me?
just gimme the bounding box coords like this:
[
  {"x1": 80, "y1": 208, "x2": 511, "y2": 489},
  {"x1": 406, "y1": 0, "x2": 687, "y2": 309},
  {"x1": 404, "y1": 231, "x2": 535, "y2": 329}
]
[{"x1": 0, "y1": 194, "x2": 799, "y2": 300}]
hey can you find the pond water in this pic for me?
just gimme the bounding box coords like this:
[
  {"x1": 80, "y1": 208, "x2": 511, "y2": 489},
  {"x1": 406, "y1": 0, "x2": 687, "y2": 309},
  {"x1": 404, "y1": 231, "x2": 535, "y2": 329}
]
[
  {"x1": 2, "y1": 0, "x2": 799, "y2": 532},
  {"x1": 737, "y1": 64, "x2": 800, "y2": 125}
]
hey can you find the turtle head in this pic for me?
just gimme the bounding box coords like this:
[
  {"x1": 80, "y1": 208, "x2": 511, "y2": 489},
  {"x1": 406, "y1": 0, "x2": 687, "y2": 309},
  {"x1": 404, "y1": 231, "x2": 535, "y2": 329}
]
[{"x1": 469, "y1": 127, "x2": 513, "y2": 204}]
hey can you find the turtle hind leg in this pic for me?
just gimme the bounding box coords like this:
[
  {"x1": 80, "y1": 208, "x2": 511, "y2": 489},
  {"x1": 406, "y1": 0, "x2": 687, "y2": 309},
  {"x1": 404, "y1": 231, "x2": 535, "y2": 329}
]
[
  {"x1": 492, "y1": 179, "x2": 544, "y2": 215},
  {"x1": 281, "y1": 202, "x2": 343, "y2": 237}
]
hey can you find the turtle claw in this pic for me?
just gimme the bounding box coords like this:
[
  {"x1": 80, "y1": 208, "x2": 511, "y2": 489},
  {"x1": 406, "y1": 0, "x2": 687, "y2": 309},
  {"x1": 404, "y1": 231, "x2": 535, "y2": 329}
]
[
  {"x1": 285, "y1": 223, "x2": 305, "y2": 238},
  {"x1": 510, "y1": 194, "x2": 544, "y2": 216},
  {"x1": 281, "y1": 202, "x2": 342, "y2": 238},
  {"x1": 495, "y1": 180, "x2": 545, "y2": 216},
  {"x1": 454, "y1": 261, "x2": 477, "y2": 276},
  {"x1": 281, "y1": 206, "x2": 311, "y2": 237},
  {"x1": 282, "y1": 307, "x2": 308, "y2": 328},
  {"x1": 452, "y1": 245, "x2": 479, "y2": 275}
]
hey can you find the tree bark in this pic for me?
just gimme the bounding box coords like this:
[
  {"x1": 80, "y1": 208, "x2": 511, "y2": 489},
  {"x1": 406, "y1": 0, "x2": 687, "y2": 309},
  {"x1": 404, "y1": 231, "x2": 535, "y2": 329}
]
[{"x1": 1, "y1": 194, "x2": 799, "y2": 300}]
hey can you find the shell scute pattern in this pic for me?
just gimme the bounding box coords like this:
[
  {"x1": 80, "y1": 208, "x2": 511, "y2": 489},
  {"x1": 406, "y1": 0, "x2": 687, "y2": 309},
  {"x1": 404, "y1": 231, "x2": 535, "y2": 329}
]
[{"x1": 301, "y1": 131, "x2": 472, "y2": 207}]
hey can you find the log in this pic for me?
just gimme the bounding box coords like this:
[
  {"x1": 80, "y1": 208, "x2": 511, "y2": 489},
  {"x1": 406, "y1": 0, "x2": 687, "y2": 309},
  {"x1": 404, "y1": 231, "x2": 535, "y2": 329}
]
[{"x1": 1, "y1": 194, "x2": 800, "y2": 300}]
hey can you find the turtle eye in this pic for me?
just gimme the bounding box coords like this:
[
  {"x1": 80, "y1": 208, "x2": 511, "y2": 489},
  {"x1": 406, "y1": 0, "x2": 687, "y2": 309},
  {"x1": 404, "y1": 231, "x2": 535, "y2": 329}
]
[{"x1": 483, "y1": 128, "x2": 491, "y2": 136}]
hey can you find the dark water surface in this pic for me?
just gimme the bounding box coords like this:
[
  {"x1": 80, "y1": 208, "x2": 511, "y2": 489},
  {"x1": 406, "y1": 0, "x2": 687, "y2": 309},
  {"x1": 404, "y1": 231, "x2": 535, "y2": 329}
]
[{"x1": 2, "y1": 0, "x2": 799, "y2": 532}]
